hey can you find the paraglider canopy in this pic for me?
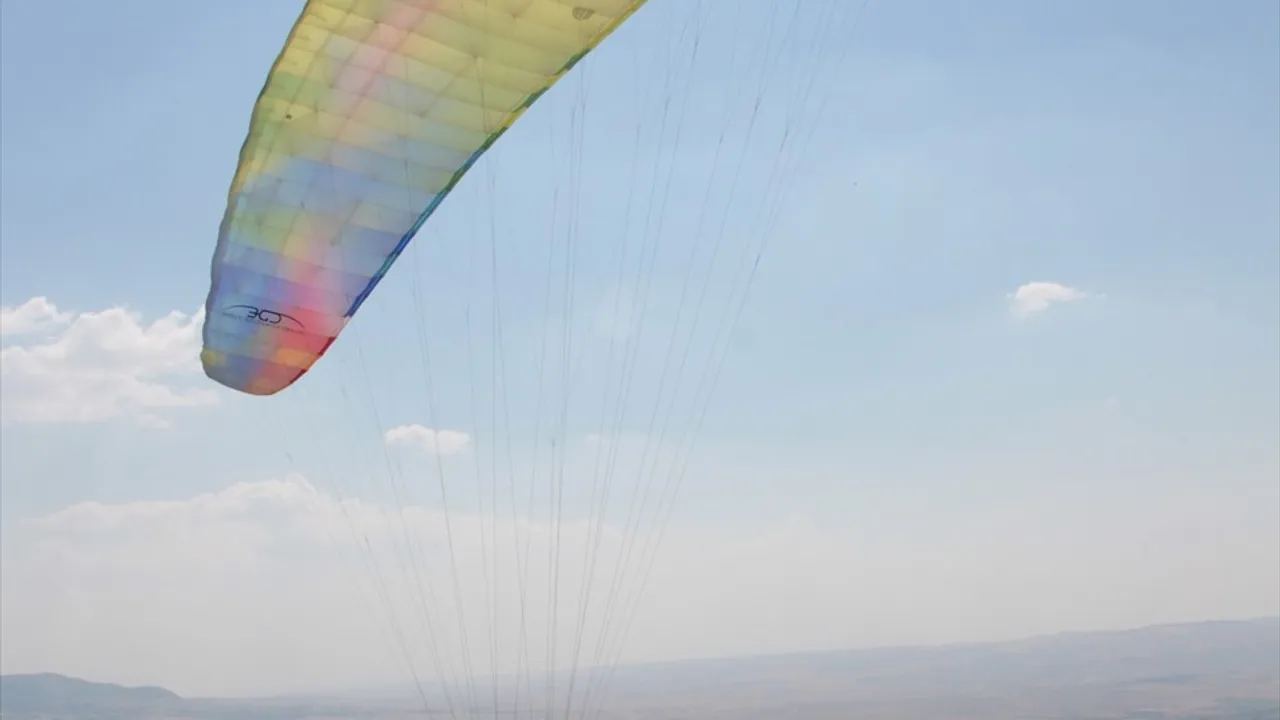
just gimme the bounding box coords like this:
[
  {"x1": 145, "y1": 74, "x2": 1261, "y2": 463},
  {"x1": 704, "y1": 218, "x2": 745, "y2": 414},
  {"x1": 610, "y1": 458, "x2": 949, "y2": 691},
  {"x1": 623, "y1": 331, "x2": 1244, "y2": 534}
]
[{"x1": 201, "y1": 0, "x2": 647, "y2": 396}]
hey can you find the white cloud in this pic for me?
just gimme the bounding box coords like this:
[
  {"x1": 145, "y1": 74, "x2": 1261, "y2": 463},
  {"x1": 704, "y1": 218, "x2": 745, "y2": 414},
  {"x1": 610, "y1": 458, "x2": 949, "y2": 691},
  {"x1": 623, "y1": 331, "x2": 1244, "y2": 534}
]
[
  {"x1": 1007, "y1": 281, "x2": 1093, "y2": 319},
  {"x1": 1, "y1": 296, "x2": 72, "y2": 336},
  {"x1": 0, "y1": 298, "x2": 217, "y2": 427},
  {"x1": 384, "y1": 423, "x2": 472, "y2": 455}
]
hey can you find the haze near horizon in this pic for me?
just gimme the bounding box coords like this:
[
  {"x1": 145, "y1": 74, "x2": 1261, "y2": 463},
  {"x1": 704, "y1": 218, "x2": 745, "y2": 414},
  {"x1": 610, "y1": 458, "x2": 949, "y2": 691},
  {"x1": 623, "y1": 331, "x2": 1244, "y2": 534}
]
[{"x1": 1, "y1": 0, "x2": 1277, "y2": 706}]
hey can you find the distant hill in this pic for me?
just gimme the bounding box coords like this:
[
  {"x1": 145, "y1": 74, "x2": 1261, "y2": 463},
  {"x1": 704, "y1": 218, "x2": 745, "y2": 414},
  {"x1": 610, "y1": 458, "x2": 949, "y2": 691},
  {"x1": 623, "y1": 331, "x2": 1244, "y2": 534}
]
[
  {"x1": 0, "y1": 673, "x2": 181, "y2": 715},
  {"x1": 601, "y1": 616, "x2": 1280, "y2": 719},
  {"x1": 3, "y1": 617, "x2": 1277, "y2": 719},
  {"x1": 620, "y1": 615, "x2": 1280, "y2": 684}
]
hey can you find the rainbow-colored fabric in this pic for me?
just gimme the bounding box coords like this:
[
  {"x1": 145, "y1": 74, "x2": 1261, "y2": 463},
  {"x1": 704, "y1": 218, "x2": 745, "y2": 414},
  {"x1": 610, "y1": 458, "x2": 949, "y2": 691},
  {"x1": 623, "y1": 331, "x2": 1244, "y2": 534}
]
[{"x1": 201, "y1": 0, "x2": 644, "y2": 395}]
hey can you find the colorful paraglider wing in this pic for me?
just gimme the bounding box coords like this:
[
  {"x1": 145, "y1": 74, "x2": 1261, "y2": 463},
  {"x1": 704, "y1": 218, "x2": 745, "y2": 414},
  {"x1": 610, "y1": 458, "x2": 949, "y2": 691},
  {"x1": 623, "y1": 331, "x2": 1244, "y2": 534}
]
[{"x1": 201, "y1": 0, "x2": 645, "y2": 396}]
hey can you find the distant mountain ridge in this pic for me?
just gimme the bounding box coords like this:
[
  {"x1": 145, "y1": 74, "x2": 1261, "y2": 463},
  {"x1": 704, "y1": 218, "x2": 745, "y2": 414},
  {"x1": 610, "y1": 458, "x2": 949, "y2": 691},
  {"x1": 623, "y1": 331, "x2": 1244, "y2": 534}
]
[
  {"x1": 0, "y1": 673, "x2": 181, "y2": 713},
  {"x1": 613, "y1": 615, "x2": 1280, "y2": 682},
  {"x1": 3, "y1": 617, "x2": 1277, "y2": 719}
]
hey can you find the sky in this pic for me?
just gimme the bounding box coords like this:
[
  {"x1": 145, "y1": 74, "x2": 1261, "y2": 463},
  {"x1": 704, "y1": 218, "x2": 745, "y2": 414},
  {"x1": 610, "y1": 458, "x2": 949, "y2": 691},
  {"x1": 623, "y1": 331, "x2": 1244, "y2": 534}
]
[{"x1": 2, "y1": 0, "x2": 1278, "y2": 704}]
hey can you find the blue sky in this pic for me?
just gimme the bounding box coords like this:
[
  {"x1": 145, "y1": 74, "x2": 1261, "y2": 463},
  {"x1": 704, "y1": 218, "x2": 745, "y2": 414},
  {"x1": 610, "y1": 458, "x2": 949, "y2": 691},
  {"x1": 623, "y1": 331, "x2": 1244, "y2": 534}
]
[{"x1": 1, "y1": 0, "x2": 1277, "y2": 701}]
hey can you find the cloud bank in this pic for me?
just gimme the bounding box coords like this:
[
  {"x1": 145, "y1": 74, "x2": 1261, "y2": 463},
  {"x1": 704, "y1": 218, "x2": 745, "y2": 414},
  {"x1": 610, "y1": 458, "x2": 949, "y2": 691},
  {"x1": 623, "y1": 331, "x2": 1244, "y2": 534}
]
[
  {"x1": 3, "y1": 472, "x2": 1275, "y2": 698},
  {"x1": 0, "y1": 296, "x2": 72, "y2": 336},
  {"x1": 0, "y1": 297, "x2": 217, "y2": 427}
]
